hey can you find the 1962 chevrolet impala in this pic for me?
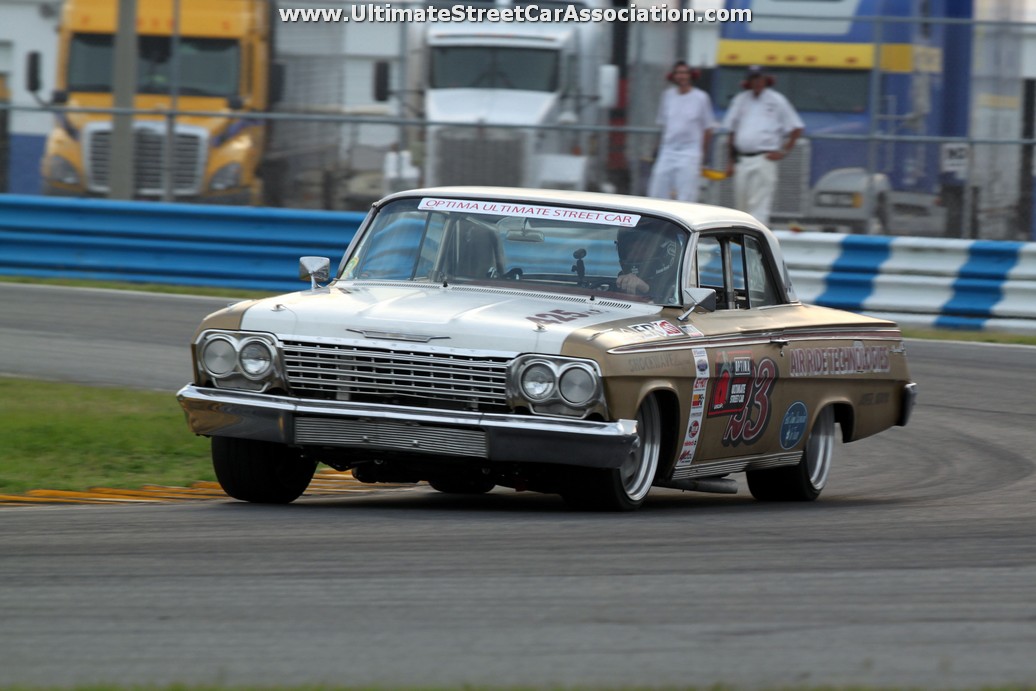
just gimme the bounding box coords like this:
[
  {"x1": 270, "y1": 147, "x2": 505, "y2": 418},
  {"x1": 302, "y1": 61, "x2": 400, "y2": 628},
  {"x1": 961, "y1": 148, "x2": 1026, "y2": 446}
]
[{"x1": 178, "y1": 187, "x2": 916, "y2": 510}]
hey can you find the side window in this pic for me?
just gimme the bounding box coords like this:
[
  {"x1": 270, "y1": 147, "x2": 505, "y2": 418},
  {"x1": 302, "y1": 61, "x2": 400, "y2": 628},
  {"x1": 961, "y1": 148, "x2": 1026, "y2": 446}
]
[
  {"x1": 695, "y1": 232, "x2": 781, "y2": 310},
  {"x1": 744, "y1": 235, "x2": 779, "y2": 307}
]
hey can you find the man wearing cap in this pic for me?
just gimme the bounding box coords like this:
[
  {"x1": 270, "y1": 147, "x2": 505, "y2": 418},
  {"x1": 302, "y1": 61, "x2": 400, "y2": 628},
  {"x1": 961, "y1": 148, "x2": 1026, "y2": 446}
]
[{"x1": 722, "y1": 65, "x2": 804, "y2": 226}]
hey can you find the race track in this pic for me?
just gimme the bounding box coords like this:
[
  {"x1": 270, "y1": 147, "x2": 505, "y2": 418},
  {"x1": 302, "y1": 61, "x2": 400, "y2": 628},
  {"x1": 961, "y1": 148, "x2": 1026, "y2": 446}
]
[{"x1": 1, "y1": 283, "x2": 1034, "y2": 688}]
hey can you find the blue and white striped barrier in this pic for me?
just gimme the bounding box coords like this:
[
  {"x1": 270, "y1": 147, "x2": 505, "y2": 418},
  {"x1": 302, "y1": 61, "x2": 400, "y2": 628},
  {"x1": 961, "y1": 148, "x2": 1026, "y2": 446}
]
[
  {"x1": 0, "y1": 194, "x2": 365, "y2": 292},
  {"x1": 1, "y1": 195, "x2": 1034, "y2": 334},
  {"x1": 775, "y1": 231, "x2": 1036, "y2": 334}
]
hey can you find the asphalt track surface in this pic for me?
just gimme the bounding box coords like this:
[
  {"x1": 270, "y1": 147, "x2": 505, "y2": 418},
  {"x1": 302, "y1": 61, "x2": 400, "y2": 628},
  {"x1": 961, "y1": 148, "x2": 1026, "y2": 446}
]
[{"x1": 1, "y1": 283, "x2": 1035, "y2": 688}]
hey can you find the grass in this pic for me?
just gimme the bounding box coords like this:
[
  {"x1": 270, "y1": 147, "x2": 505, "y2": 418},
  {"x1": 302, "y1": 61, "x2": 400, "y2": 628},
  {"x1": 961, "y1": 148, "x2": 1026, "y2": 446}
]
[
  {"x1": 0, "y1": 377, "x2": 213, "y2": 495},
  {"x1": 0, "y1": 275, "x2": 1033, "y2": 496}
]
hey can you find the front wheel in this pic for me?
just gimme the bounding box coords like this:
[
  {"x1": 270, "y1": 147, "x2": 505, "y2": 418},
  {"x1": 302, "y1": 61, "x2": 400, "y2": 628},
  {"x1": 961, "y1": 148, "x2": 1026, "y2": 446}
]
[
  {"x1": 212, "y1": 437, "x2": 316, "y2": 504},
  {"x1": 562, "y1": 396, "x2": 662, "y2": 511},
  {"x1": 747, "y1": 406, "x2": 836, "y2": 501}
]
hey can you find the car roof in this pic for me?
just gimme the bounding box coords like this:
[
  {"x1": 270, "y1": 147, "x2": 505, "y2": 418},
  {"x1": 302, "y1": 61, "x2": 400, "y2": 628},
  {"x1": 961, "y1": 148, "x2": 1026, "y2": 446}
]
[{"x1": 381, "y1": 186, "x2": 771, "y2": 234}]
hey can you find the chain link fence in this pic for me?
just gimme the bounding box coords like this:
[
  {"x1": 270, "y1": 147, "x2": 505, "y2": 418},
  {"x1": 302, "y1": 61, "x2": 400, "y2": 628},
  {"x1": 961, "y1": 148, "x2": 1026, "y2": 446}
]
[{"x1": 3, "y1": 3, "x2": 1035, "y2": 241}]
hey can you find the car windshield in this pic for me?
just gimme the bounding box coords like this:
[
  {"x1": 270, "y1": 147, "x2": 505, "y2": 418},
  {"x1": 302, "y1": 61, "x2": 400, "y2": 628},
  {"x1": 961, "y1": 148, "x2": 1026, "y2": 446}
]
[{"x1": 340, "y1": 196, "x2": 689, "y2": 305}]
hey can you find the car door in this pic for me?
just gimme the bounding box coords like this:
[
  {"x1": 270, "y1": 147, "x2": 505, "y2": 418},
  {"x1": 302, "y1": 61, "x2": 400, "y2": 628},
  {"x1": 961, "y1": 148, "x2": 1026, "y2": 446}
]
[{"x1": 674, "y1": 228, "x2": 796, "y2": 471}]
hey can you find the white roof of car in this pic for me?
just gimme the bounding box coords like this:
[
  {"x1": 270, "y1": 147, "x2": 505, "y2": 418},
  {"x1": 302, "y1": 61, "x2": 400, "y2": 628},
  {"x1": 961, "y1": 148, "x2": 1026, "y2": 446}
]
[{"x1": 384, "y1": 186, "x2": 771, "y2": 234}]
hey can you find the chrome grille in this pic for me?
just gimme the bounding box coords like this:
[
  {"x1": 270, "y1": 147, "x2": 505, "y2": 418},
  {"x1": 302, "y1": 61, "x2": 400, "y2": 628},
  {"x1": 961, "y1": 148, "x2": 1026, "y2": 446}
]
[
  {"x1": 282, "y1": 340, "x2": 512, "y2": 409},
  {"x1": 294, "y1": 417, "x2": 488, "y2": 458},
  {"x1": 434, "y1": 127, "x2": 526, "y2": 187},
  {"x1": 86, "y1": 125, "x2": 205, "y2": 195}
]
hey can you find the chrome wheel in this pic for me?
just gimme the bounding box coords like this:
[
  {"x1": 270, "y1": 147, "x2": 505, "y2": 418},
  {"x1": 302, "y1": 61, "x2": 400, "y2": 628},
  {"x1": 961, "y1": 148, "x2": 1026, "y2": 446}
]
[
  {"x1": 804, "y1": 406, "x2": 835, "y2": 492},
  {"x1": 619, "y1": 396, "x2": 661, "y2": 503},
  {"x1": 561, "y1": 396, "x2": 662, "y2": 511},
  {"x1": 747, "y1": 405, "x2": 837, "y2": 502}
]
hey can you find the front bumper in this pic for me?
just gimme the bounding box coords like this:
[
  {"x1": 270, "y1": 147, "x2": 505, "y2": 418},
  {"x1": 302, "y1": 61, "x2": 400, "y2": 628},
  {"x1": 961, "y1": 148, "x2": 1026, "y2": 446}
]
[{"x1": 177, "y1": 384, "x2": 639, "y2": 469}]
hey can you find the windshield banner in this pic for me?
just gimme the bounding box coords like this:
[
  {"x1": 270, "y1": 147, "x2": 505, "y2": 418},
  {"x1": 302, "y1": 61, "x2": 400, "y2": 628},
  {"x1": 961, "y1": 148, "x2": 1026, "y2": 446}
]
[{"x1": 419, "y1": 198, "x2": 641, "y2": 227}]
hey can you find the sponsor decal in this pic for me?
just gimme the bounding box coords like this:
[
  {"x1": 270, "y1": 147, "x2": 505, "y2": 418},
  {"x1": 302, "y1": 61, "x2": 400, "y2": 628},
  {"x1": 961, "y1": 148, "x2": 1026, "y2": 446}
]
[
  {"x1": 719, "y1": 356, "x2": 778, "y2": 447},
  {"x1": 419, "y1": 198, "x2": 641, "y2": 227},
  {"x1": 693, "y1": 348, "x2": 709, "y2": 376},
  {"x1": 708, "y1": 351, "x2": 753, "y2": 417},
  {"x1": 677, "y1": 348, "x2": 711, "y2": 468},
  {"x1": 627, "y1": 351, "x2": 683, "y2": 373},
  {"x1": 681, "y1": 324, "x2": 704, "y2": 338},
  {"x1": 626, "y1": 320, "x2": 684, "y2": 339},
  {"x1": 789, "y1": 340, "x2": 891, "y2": 377},
  {"x1": 526, "y1": 307, "x2": 605, "y2": 327},
  {"x1": 780, "y1": 401, "x2": 809, "y2": 450},
  {"x1": 858, "y1": 391, "x2": 891, "y2": 406}
]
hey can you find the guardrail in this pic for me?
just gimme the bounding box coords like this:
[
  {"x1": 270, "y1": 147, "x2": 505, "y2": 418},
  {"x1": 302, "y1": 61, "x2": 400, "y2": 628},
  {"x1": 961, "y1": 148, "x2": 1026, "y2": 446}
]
[
  {"x1": 0, "y1": 194, "x2": 365, "y2": 292},
  {"x1": 775, "y1": 230, "x2": 1036, "y2": 334},
  {"x1": 1, "y1": 195, "x2": 1034, "y2": 334}
]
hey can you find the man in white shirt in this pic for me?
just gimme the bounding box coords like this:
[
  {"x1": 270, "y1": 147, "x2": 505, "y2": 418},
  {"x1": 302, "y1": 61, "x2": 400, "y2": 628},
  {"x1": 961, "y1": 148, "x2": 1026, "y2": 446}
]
[
  {"x1": 722, "y1": 65, "x2": 804, "y2": 226},
  {"x1": 647, "y1": 61, "x2": 716, "y2": 203}
]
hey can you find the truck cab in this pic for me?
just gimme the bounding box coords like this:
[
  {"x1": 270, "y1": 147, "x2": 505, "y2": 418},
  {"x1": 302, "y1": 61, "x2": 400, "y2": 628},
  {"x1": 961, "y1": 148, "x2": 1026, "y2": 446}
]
[
  {"x1": 377, "y1": 1, "x2": 617, "y2": 194},
  {"x1": 32, "y1": 0, "x2": 276, "y2": 204}
]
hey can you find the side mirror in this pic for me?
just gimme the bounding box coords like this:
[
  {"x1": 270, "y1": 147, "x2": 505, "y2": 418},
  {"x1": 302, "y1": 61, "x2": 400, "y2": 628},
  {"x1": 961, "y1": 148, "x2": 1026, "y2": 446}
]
[
  {"x1": 26, "y1": 51, "x2": 42, "y2": 94},
  {"x1": 373, "y1": 61, "x2": 391, "y2": 102},
  {"x1": 682, "y1": 287, "x2": 717, "y2": 314},
  {"x1": 299, "y1": 256, "x2": 331, "y2": 289},
  {"x1": 598, "y1": 64, "x2": 619, "y2": 110}
]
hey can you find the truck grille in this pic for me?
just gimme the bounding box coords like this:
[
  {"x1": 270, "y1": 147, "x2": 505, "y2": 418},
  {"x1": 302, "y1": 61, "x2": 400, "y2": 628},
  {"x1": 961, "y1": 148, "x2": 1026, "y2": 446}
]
[
  {"x1": 282, "y1": 340, "x2": 512, "y2": 411},
  {"x1": 434, "y1": 127, "x2": 526, "y2": 187},
  {"x1": 86, "y1": 125, "x2": 205, "y2": 195}
]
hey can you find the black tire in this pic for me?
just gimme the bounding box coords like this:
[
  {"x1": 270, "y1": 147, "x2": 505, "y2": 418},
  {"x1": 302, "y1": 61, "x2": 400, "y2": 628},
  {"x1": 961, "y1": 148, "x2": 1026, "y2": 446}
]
[
  {"x1": 428, "y1": 477, "x2": 496, "y2": 495},
  {"x1": 747, "y1": 406, "x2": 836, "y2": 502},
  {"x1": 212, "y1": 437, "x2": 316, "y2": 504},
  {"x1": 561, "y1": 396, "x2": 662, "y2": 512}
]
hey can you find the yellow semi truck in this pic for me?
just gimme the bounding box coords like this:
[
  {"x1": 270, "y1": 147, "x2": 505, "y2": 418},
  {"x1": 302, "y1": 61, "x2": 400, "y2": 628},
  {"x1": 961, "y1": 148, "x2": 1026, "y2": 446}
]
[{"x1": 29, "y1": 0, "x2": 279, "y2": 204}]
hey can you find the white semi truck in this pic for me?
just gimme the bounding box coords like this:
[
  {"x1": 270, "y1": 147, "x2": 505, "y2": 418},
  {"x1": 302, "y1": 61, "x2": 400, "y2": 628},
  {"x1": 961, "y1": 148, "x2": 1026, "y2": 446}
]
[{"x1": 374, "y1": 0, "x2": 618, "y2": 193}]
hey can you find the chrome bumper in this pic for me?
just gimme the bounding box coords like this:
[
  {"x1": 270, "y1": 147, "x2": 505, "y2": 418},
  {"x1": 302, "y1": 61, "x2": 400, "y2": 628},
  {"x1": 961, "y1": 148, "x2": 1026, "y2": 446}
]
[
  {"x1": 177, "y1": 384, "x2": 639, "y2": 469},
  {"x1": 898, "y1": 381, "x2": 918, "y2": 427}
]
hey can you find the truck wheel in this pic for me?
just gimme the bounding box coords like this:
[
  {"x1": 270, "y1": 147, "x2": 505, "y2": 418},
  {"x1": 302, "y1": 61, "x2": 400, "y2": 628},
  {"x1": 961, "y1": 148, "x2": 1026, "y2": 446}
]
[
  {"x1": 562, "y1": 396, "x2": 661, "y2": 511},
  {"x1": 212, "y1": 437, "x2": 316, "y2": 504},
  {"x1": 747, "y1": 406, "x2": 835, "y2": 501}
]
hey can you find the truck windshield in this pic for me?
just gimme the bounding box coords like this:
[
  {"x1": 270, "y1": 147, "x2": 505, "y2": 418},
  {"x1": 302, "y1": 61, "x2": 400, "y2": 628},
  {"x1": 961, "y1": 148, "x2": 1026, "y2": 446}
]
[
  {"x1": 67, "y1": 33, "x2": 240, "y2": 97},
  {"x1": 713, "y1": 67, "x2": 869, "y2": 113},
  {"x1": 430, "y1": 47, "x2": 559, "y2": 92}
]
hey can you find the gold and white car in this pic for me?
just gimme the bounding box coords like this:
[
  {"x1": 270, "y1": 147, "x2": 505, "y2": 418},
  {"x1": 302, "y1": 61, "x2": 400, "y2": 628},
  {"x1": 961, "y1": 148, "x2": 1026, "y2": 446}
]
[{"x1": 177, "y1": 187, "x2": 917, "y2": 510}]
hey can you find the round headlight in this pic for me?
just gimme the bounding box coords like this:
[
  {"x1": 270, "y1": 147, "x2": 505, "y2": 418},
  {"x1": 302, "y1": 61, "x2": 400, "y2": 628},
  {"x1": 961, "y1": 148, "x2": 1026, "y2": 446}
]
[
  {"x1": 239, "y1": 340, "x2": 273, "y2": 377},
  {"x1": 520, "y1": 362, "x2": 556, "y2": 401},
  {"x1": 201, "y1": 337, "x2": 236, "y2": 376},
  {"x1": 559, "y1": 365, "x2": 596, "y2": 406}
]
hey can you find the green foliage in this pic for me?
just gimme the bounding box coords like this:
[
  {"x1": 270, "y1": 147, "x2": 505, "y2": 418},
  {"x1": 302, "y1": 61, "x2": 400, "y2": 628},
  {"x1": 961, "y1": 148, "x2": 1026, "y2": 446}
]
[{"x1": 0, "y1": 378, "x2": 212, "y2": 494}]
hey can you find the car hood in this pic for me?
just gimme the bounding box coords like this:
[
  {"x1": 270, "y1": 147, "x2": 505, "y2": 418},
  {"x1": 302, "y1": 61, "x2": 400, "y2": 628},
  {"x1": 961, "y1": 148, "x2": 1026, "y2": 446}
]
[{"x1": 237, "y1": 282, "x2": 665, "y2": 355}]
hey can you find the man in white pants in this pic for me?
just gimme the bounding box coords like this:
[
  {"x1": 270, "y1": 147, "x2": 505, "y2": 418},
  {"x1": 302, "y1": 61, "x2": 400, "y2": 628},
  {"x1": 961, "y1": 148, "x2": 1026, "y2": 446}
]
[
  {"x1": 647, "y1": 61, "x2": 715, "y2": 203},
  {"x1": 722, "y1": 65, "x2": 804, "y2": 226}
]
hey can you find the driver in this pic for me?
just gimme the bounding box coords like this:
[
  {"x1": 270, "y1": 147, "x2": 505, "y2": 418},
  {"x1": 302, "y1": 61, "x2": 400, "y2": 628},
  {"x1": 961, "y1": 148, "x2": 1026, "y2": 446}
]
[{"x1": 615, "y1": 225, "x2": 682, "y2": 301}]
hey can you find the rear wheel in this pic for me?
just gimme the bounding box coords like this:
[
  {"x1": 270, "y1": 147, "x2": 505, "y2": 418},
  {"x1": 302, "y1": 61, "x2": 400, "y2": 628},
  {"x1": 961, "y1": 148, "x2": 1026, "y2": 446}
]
[
  {"x1": 562, "y1": 396, "x2": 661, "y2": 511},
  {"x1": 747, "y1": 406, "x2": 836, "y2": 502},
  {"x1": 212, "y1": 437, "x2": 316, "y2": 504}
]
